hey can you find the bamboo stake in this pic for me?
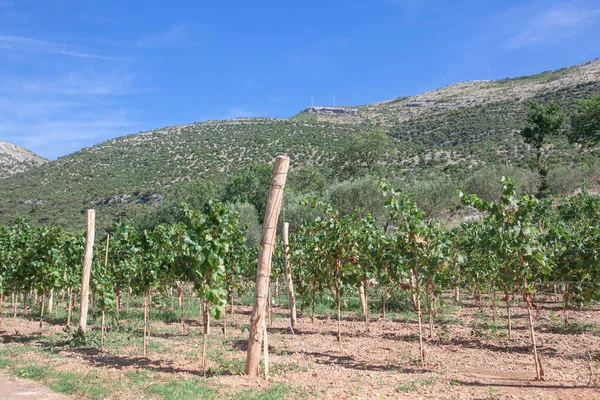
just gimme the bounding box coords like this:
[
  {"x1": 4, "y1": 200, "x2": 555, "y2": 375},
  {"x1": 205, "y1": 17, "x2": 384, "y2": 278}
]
[
  {"x1": 427, "y1": 288, "x2": 434, "y2": 339},
  {"x1": 180, "y1": 287, "x2": 186, "y2": 334},
  {"x1": 311, "y1": 278, "x2": 316, "y2": 324},
  {"x1": 78, "y1": 209, "x2": 95, "y2": 334},
  {"x1": 201, "y1": 298, "x2": 209, "y2": 370},
  {"x1": 56, "y1": 290, "x2": 62, "y2": 315},
  {"x1": 336, "y1": 257, "x2": 342, "y2": 350},
  {"x1": 116, "y1": 285, "x2": 121, "y2": 322},
  {"x1": 506, "y1": 292, "x2": 512, "y2": 339},
  {"x1": 416, "y1": 291, "x2": 425, "y2": 363},
  {"x1": 382, "y1": 285, "x2": 386, "y2": 320},
  {"x1": 39, "y1": 293, "x2": 45, "y2": 335},
  {"x1": 491, "y1": 287, "x2": 497, "y2": 325},
  {"x1": 143, "y1": 290, "x2": 149, "y2": 357},
  {"x1": 0, "y1": 293, "x2": 3, "y2": 327},
  {"x1": 245, "y1": 156, "x2": 289, "y2": 377},
  {"x1": 282, "y1": 222, "x2": 297, "y2": 329},
  {"x1": 101, "y1": 310, "x2": 106, "y2": 346},
  {"x1": 12, "y1": 290, "x2": 17, "y2": 334},
  {"x1": 223, "y1": 297, "x2": 227, "y2": 338},
  {"x1": 363, "y1": 278, "x2": 369, "y2": 332},
  {"x1": 525, "y1": 285, "x2": 544, "y2": 380},
  {"x1": 67, "y1": 288, "x2": 73, "y2": 328},
  {"x1": 101, "y1": 235, "x2": 110, "y2": 345}
]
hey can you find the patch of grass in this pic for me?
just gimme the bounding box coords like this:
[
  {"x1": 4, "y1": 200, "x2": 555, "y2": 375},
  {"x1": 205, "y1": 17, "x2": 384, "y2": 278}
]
[
  {"x1": 14, "y1": 364, "x2": 51, "y2": 380},
  {"x1": 396, "y1": 375, "x2": 438, "y2": 392},
  {"x1": 47, "y1": 370, "x2": 111, "y2": 399},
  {"x1": 234, "y1": 383, "x2": 308, "y2": 400},
  {"x1": 545, "y1": 319, "x2": 600, "y2": 335},
  {"x1": 486, "y1": 385, "x2": 503, "y2": 400},
  {"x1": 145, "y1": 377, "x2": 217, "y2": 400}
]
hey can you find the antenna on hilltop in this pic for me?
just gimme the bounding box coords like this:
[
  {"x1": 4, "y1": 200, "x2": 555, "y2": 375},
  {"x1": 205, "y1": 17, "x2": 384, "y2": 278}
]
[
  {"x1": 333, "y1": 95, "x2": 336, "y2": 106},
  {"x1": 487, "y1": 68, "x2": 492, "y2": 81},
  {"x1": 311, "y1": 96, "x2": 314, "y2": 106}
]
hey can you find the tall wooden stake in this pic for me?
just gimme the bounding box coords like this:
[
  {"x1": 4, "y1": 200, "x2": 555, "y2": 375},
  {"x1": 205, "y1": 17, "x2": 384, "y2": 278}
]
[
  {"x1": 67, "y1": 287, "x2": 73, "y2": 327},
  {"x1": 48, "y1": 289, "x2": 54, "y2": 315},
  {"x1": 12, "y1": 290, "x2": 16, "y2": 334},
  {"x1": 263, "y1": 321, "x2": 269, "y2": 380},
  {"x1": 282, "y1": 222, "x2": 297, "y2": 329},
  {"x1": 245, "y1": 156, "x2": 290, "y2": 377},
  {"x1": 78, "y1": 209, "x2": 95, "y2": 334},
  {"x1": 101, "y1": 235, "x2": 110, "y2": 346},
  {"x1": 143, "y1": 290, "x2": 149, "y2": 357}
]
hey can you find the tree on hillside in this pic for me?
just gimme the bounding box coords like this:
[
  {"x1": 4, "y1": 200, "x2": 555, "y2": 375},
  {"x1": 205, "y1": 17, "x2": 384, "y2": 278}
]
[
  {"x1": 221, "y1": 163, "x2": 272, "y2": 220},
  {"x1": 568, "y1": 95, "x2": 600, "y2": 146},
  {"x1": 336, "y1": 128, "x2": 394, "y2": 179},
  {"x1": 520, "y1": 100, "x2": 564, "y2": 192}
]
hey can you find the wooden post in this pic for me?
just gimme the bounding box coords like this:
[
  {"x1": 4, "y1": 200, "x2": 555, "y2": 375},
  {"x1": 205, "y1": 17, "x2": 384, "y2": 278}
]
[
  {"x1": 101, "y1": 235, "x2": 109, "y2": 345},
  {"x1": 12, "y1": 290, "x2": 16, "y2": 334},
  {"x1": 263, "y1": 321, "x2": 269, "y2": 380},
  {"x1": 143, "y1": 290, "x2": 148, "y2": 356},
  {"x1": 358, "y1": 283, "x2": 367, "y2": 316},
  {"x1": 67, "y1": 287, "x2": 73, "y2": 327},
  {"x1": 39, "y1": 293, "x2": 45, "y2": 335},
  {"x1": 78, "y1": 209, "x2": 95, "y2": 334},
  {"x1": 180, "y1": 286, "x2": 186, "y2": 334},
  {"x1": 47, "y1": 289, "x2": 54, "y2": 315},
  {"x1": 245, "y1": 156, "x2": 290, "y2": 377},
  {"x1": 282, "y1": 222, "x2": 297, "y2": 329}
]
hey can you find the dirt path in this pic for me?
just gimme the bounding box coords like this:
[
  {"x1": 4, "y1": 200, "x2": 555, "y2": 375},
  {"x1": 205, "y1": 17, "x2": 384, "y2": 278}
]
[{"x1": 0, "y1": 374, "x2": 69, "y2": 400}]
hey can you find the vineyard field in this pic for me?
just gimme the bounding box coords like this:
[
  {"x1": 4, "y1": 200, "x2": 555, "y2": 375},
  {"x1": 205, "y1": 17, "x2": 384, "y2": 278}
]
[
  {"x1": 0, "y1": 291, "x2": 599, "y2": 399},
  {"x1": 2, "y1": 175, "x2": 600, "y2": 399}
]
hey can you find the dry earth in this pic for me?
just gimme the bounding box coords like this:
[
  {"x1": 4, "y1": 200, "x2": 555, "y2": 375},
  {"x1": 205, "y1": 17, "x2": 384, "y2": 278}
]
[{"x1": 1, "y1": 295, "x2": 599, "y2": 399}]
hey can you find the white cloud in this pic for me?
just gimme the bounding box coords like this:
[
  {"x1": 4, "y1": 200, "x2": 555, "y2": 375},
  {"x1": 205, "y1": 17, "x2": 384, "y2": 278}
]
[
  {"x1": 506, "y1": 1, "x2": 600, "y2": 49},
  {"x1": 0, "y1": 109, "x2": 137, "y2": 159},
  {"x1": 136, "y1": 25, "x2": 189, "y2": 49},
  {"x1": 0, "y1": 70, "x2": 141, "y2": 159},
  {"x1": 0, "y1": 35, "x2": 128, "y2": 60},
  {"x1": 18, "y1": 72, "x2": 139, "y2": 96}
]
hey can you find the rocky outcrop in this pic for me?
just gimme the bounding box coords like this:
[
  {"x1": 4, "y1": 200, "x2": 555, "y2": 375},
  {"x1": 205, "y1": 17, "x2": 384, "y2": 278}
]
[
  {"x1": 0, "y1": 142, "x2": 48, "y2": 178},
  {"x1": 304, "y1": 106, "x2": 358, "y2": 116}
]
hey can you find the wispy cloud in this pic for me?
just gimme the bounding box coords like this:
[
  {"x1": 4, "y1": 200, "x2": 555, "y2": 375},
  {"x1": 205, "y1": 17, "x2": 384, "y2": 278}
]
[
  {"x1": 135, "y1": 25, "x2": 189, "y2": 49},
  {"x1": 0, "y1": 98, "x2": 137, "y2": 159},
  {"x1": 17, "y1": 72, "x2": 139, "y2": 96},
  {"x1": 506, "y1": 1, "x2": 600, "y2": 49},
  {"x1": 0, "y1": 35, "x2": 129, "y2": 60},
  {"x1": 0, "y1": 69, "x2": 141, "y2": 158}
]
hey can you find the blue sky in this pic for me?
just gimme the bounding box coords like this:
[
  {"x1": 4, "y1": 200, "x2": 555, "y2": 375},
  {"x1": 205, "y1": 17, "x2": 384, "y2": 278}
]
[{"x1": 1, "y1": 0, "x2": 599, "y2": 159}]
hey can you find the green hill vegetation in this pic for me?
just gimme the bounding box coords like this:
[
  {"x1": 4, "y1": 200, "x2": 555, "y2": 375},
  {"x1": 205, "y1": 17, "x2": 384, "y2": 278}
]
[{"x1": 1, "y1": 59, "x2": 600, "y2": 233}]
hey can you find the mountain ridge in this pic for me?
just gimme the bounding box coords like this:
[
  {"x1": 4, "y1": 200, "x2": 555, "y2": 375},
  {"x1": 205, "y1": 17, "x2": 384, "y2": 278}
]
[
  {"x1": 1, "y1": 57, "x2": 599, "y2": 231},
  {"x1": 0, "y1": 142, "x2": 48, "y2": 178}
]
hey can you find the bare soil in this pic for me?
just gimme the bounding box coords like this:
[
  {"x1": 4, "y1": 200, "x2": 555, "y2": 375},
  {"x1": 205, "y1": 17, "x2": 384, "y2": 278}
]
[{"x1": 1, "y1": 296, "x2": 600, "y2": 399}]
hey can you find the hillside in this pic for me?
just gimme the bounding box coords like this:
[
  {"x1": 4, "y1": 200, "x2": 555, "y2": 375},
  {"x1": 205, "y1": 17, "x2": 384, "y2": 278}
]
[
  {"x1": 0, "y1": 142, "x2": 48, "y2": 178},
  {"x1": 1, "y1": 59, "x2": 600, "y2": 231},
  {"x1": 298, "y1": 59, "x2": 600, "y2": 125}
]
